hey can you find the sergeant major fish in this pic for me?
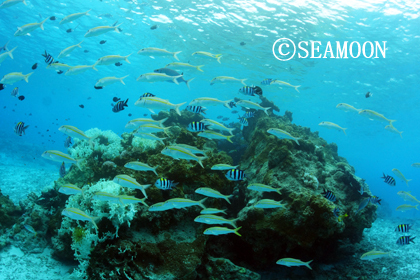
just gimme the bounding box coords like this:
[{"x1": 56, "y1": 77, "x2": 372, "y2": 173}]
[
  {"x1": 14, "y1": 121, "x2": 29, "y2": 136},
  {"x1": 112, "y1": 99, "x2": 128, "y2": 113},
  {"x1": 381, "y1": 173, "x2": 396, "y2": 186},
  {"x1": 155, "y1": 178, "x2": 179, "y2": 190},
  {"x1": 225, "y1": 169, "x2": 245, "y2": 181}
]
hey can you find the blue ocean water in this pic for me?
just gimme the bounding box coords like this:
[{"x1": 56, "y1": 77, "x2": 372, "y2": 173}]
[{"x1": 0, "y1": 0, "x2": 419, "y2": 277}]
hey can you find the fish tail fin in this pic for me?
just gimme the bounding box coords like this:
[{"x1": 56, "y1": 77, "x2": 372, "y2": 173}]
[
  {"x1": 8, "y1": 46, "x2": 17, "y2": 59},
  {"x1": 120, "y1": 75, "x2": 129, "y2": 85},
  {"x1": 389, "y1": 120, "x2": 397, "y2": 125},
  {"x1": 152, "y1": 165, "x2": 159, "y2": 176},
  {"x1": 173, "y1": 51, "x2": 182, "y2": 61},
  {"x1": 228, "y1": 127, "x2": 235, "y2": 136},
  {"x1": 263, "y1": 107, "x2": 271, "y2": 115},
  {"x1": 234, "y1": 226, "x2": 242, "y2": 237},
  {"x1": 216, "y1": 54, "x2": 222, "y2": 64},
  {"x1": 77, "y1": 40, "x2": 83, "y2": 48},
  {"x1": 198, "y1": 156, "x2": 207, "y2": 168},
  {"x1": 201, "y1": 108, "x2": 207, "y2": 115},
  {"x1": 199, "y1": 197, "x2": 208, "y2": 209},
  {"x1": 164, "y1": 126, "x2": 172, "y2": 136},
  {"x1": 172, "y1": 76, "x2": 180, "y2": 85},
  {"x1": 186, "y1": 77, "x2": 195, "y2": 90},
  {"x1": 158, "y1": 137, "x2": 166, "y2": 145},
  {"x1": 85, "y1": 9, "x2": 91, "y2": 15},
  {"x1": 224, "y1": 100, "x2": 233, "y2": 109},
  {"x1": 196, "y1": 65, "x2": 204, "y2": 72},
  {"x1": 406, "y1": 179, "x2": 412, "y2": 187},
  {"x1": 225, "y1": 195, "x2": 233, "y2": 204},
  {"x1": 140, "y1": 198, "x2": 148, "y2": 207},
  {"x1": 40, "y1": 18, "x2": 49, "y2": 30},
  {"x1": 114, "y1": 23, "x2": 123, "y2": 33},
  {"x1": 305, "y1": 260, "x2": 313, "y2": 270},
  {"x1": 158, "y1": 117, "x2": 169, "y2": 127},
  {"x1": 294, "y1": 138, "x2": 300, "y2": 145},
  {"x1": 174, "y1": 102, "x2": 186, "y2": 116},
  {"x1": 125, "y1": 54, "x2": 131, "y2": 64},
  {"x1": 23, "y1": 125, "x2": 29, "y2": 135},
  {"x1": 295, "y1": 85, "x2": 301, "y2": 93},
  {"x1": 92, "y1": 64, "x2": 98, "y2": 71},
  {"x1": 343, "y1": 128, "x2": 347, "y2": 135},
  {"x1": 399, "y1": 131, "x2": 403, "y2": 139},
  {"x1": 241, "y1": 79, "x2": 247, "y2": 86},
  {"x1": 90, "y1": 216, "x2": 100, "y2": 229},
  {"x1": 24, "y1": 72, "x2": 33, "y2": 82},
  {"x1": 226, "y1": 135, "x2": 234, "y2": 143}
]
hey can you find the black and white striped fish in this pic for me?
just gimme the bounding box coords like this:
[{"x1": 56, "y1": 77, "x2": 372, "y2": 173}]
[
  {"x1": 14, "y1": 122, "x2": 29, "y2": 136},
  {"x1": 64, "y1": 136, "x2": 72, "y2": 148},
  {"x1": 186, "y1": 105, "x2": 207, "y2": 115},
  {"x1": 396, "y1": 236, "x2": 415, "y2": 245},
  {"x1": 369, "y1": 195, "x2": 381, "y2": 205},
  {"x1": 228, "y1": 101, "x2": 236, "y2": 108},
  {"x1": 155, "y1": 178, "x2": 179, "y2": 190},
  {"x1": 322, "y1": 189, "x2": 336, "y2": 202},
  {"x1": 238, "y1": 116, "x2": 248, "y2": 126},
  {"x1": 243, "y1": 111, "x2": 255, "y2": 118},
  {"x1": 261, "y1": 79, "x2": 273, "y2": 85},
  {"x1": 140, "y1": 92, "x2": 155, "y2": 99},
  {"x1": 112, "y1": 98, "x2": 128, "y2": 113},
  {"x1": 59, "y1": 162, "x2": 66, "y2": 178},
  {"x1": 381, "y1": 173, "x2": 396, "y2": 186},
  {"x1": 225, "y1": 169, "x2": 246, "y2": 181},
  {"x1": 187, "y1": 121, "x2": 208, "y2": 132},
  {"x1": 395, "y1": 224, "x2": 412, "y2": 233},
  {"x1": 239, "y1": 86, "x2": 256, "y2": 96},
  {"x1": 42, "y1": 50, "x2": 55, "y2": 65}
]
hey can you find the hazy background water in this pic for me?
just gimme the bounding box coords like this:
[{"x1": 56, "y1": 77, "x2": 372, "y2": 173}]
[{"x1": 0, "y1": 0, "x2": 418, "y2": 217}]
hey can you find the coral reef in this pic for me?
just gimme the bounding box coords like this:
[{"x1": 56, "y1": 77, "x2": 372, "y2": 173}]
[{"x1": 7, "y1": 107, "x2": 376, "y2": 278}]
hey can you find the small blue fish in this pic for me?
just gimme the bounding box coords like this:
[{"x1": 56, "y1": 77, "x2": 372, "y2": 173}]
[
  {"x1": 225, "y1": 169, "x2": 246, "y2": 181},
  {"x1": 381, "y1": 173, "x2": 396, "y2": 186},
  {"x1": 322, "y1": 189, "x2": 336, "y2": 202},
  {"x1": 155, "y1": 178, "x2": 179, "y2": 190},
  {"x1": 59, "y1": 162, "x2": 66, "y2": 178},
  {"x1": 14, "y1": 122, "x2": 29, "y2": 136},
  {"x1": 64, "y1": 136, "x2": 72, "y2": 148},
  {"x1": 112, "y1": 98, "x2": 128, "y2": 113},
  {"x1": 186, "y1": 105, "x2": 206, "y2": 114},
  {"x1": 396, "y1": 236, "x2": 415, "y2": 245}
]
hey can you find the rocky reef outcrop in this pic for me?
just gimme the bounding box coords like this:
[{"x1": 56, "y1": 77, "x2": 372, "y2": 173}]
[{"x1": 6, "y1": 104, "x2": 376, "y2": 279}]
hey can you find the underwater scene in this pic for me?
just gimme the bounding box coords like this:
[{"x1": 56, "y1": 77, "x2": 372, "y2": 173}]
[{"x1": 0, "y1": 0, "x2": 419, "y2": 279}]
